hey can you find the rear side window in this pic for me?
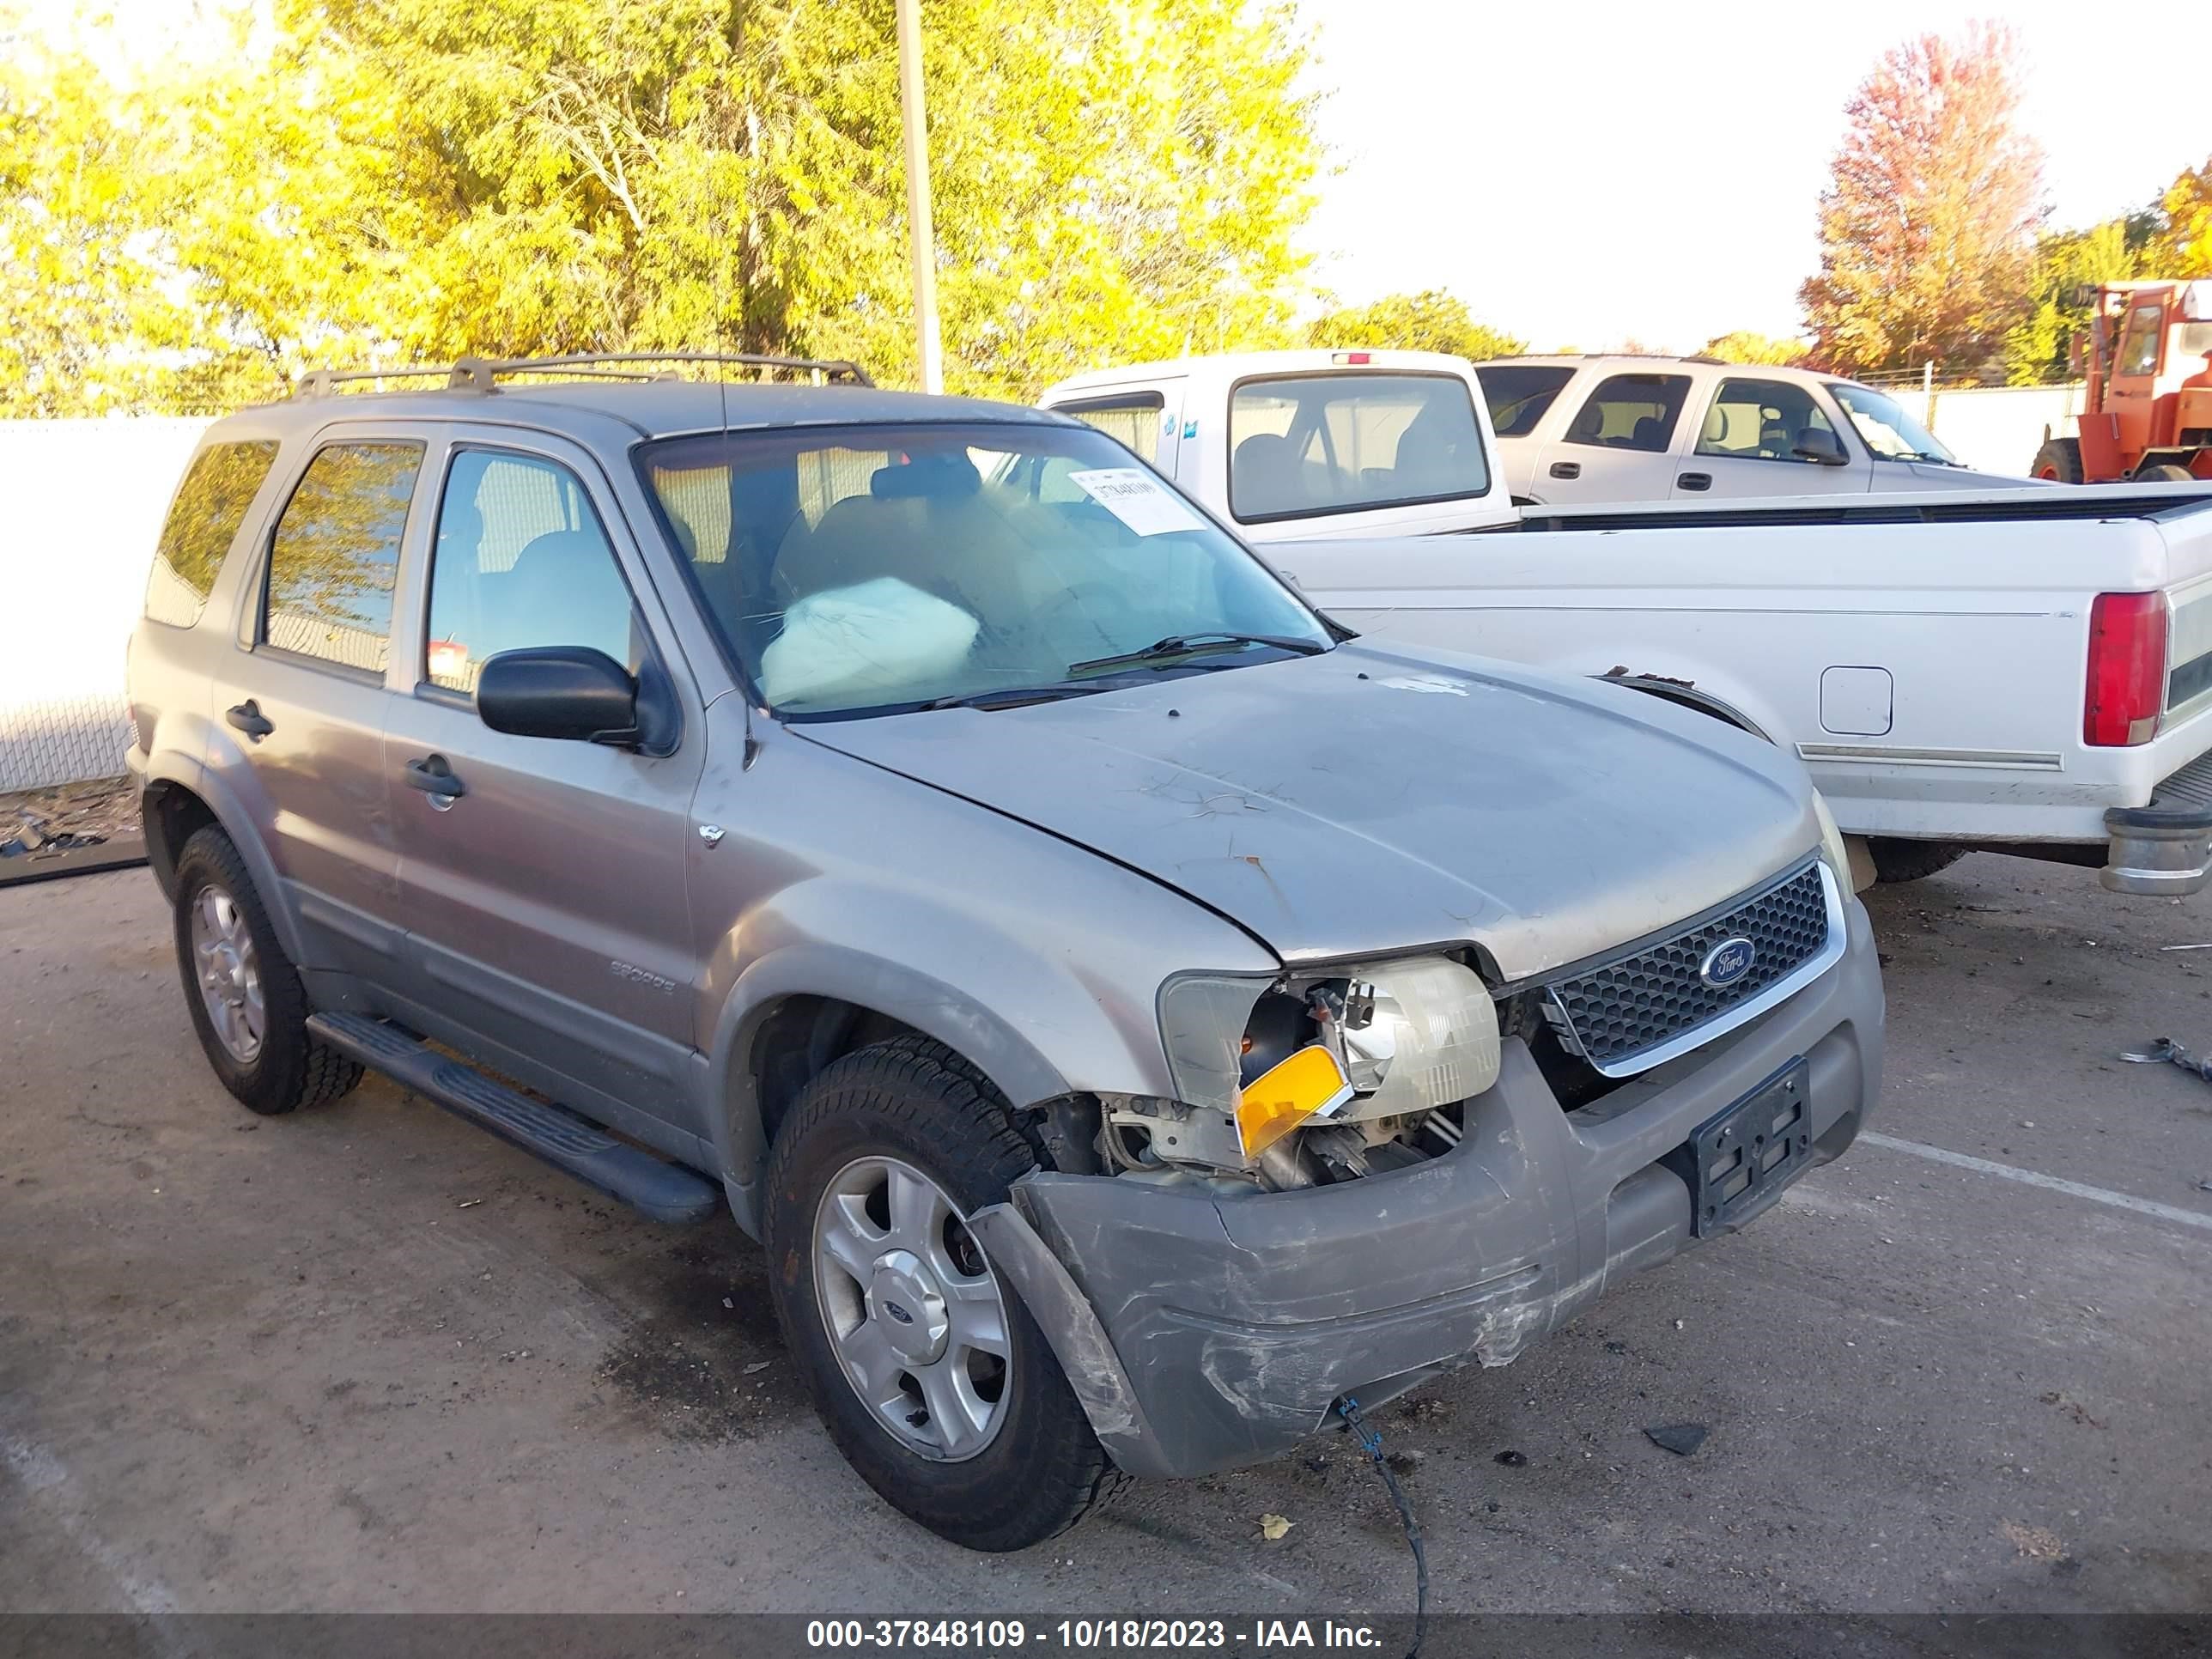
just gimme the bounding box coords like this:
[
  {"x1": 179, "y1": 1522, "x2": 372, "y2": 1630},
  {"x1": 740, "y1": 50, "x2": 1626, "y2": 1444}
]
[
  {"x1": 1695, "y1": 377, "x2": 1841, "y2": 463},
  {"x1": 1475, "y1": 365, "x2": 1576, "y2": 438},
  {"x1": 1228, "y1": 373, "x2": 1487, "y2": 523},
  {"x1": 145, "y1": 441, "x2": 279, "y2": 628},
  {"x1": 1059, "y1": 394, "x2": 1165, "y2": 462},
  {"x1": 425, "y1": 449, "x2": 638, "y2": 694},
  {"x1": 1560, "y1": 374, "x2": 1691, "y2": 453},
  {"x1": 262, "y1": 441, "x2": 423, "y2": 672}
]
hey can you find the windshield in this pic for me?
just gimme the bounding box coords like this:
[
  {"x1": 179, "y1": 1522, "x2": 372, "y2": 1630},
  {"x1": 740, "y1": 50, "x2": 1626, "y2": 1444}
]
[
  {"x1": 1474, "y1": 364, "x2": 1577, "y2": 438},
  {"x1": 1826, "y1": 381, "x2": 1956, "y2": 465},
  {"x1": 637, "y1": 422, "x2": 1331, "y2": 718}
]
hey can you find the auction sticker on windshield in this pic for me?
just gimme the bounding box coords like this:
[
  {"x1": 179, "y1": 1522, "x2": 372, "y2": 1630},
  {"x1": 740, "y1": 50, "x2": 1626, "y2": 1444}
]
[{"x1": 1069, "y1": 468, "x2": 1206, "y2": 537}]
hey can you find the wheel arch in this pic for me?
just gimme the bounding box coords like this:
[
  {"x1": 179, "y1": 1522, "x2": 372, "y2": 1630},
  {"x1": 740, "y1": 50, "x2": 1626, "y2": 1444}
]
[{"x1": 138, "y1": 756, "x2": 311, "y2": 967}]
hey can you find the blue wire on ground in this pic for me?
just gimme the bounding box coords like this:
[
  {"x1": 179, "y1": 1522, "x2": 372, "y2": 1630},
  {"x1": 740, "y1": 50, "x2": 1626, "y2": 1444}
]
[{"x1": 1335, "y1": 1395, "x2": 1429, "y2": 1659}]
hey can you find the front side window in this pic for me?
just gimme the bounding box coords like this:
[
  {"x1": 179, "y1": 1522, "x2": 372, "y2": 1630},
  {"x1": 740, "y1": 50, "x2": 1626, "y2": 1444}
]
[
  {"x1": 146, "y1": 441, "x2": 279, "y2": 628},
  {"x1": 425, "y1": 450, "x2": 638, "y2": 694},
  {"x1": 1475, "y1": 365, "x2": 1576, "y2": 438},
  {"x1": 1560, "y1": 374, "x2": 1691, "y2": 453},
  {"x1": 1227, "y1": 373, "x2": 1486, "y2": 522},
  {"x1": 639, "y1": 422, "x2": 1330, "y2": 718},
  {"x1": 262, "y1": 441, "x2": 423, "y2": 672},
  {"x1": 1695, "y1": 378, "x2": 1843, "y2": 463},
  {"x1": 1827, "y1": 382, "x2": 1956, "y2": 465},
  {"x1": 1060, "y1": 395, "x2": 1164, "y2": 463},
  {"x1": 2117, "y1": 303, "x2": 2165, "y2": 378}
]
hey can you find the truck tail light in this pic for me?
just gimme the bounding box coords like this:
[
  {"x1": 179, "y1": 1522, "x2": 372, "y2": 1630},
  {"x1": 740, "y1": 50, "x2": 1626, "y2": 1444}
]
[
  {"x1": 2084, "y1": 592, "x2": 2166, "y2": 746},
  {"x1": 1330, "y1": 351, "x2": 1371, "y2": 366}
]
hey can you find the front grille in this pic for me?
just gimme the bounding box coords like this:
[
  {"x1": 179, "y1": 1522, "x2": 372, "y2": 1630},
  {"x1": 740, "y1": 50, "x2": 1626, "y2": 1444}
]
[{"x1": 1543, "y1": 861, "x2": 1832, "y2": 1074}]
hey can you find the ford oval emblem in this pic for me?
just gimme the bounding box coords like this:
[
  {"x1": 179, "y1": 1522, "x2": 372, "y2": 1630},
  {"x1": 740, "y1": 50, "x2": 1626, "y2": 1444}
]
[
  {"x1": 883, "y1": 1300, "x2": 915, "y2": 1325},
  {"x1": 1699, "y1": 937, "x2": 1757, "y2": 988}
]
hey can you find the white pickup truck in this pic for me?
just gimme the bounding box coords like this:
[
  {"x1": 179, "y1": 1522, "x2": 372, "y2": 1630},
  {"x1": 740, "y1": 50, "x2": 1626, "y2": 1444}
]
[{"x1": 1040, "y1": 349, "x2": 2212, "y2": 895}]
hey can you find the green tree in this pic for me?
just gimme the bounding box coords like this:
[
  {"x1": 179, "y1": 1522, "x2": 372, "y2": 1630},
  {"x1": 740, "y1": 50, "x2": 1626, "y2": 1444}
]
[
  {"x1": 1800, "y1": 22, "x2": 2045, "y2": 375},
  {"x1": 1999, "y1": 216, "x2": 2154, "y2": 386},
  {"x1": 1699, "y1": 331, "x2": 1808, "y2": 367},
  {"x1": 1307, "y1": 289, "x2": 1522, "y2": 360},
  {"x1": 2148, "y1": 156, "x2": 2212, "y2": 276},
  {"x1": 2, "y1": 0, "x2": 1324, "y2": 411}
]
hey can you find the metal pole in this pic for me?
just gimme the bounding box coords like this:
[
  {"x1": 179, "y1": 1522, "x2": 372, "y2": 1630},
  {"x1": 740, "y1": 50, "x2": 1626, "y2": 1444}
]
[
  {"x1": 1922, "y1": 360, "x2": 1935, "y2": 428},
  {"x1": 895, "y1": 0, "x2": 944, "y2": 394}
]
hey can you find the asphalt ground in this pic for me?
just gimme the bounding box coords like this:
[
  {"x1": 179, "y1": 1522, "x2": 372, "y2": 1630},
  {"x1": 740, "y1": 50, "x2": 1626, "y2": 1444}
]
[{"x1": 3, "y1": 857, "x2": 2208, "y2": 1629}]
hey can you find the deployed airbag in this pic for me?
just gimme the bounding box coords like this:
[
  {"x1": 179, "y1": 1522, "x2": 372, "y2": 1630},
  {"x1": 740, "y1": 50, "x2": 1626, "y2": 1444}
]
[{"x1": 760, "y1": 577, "x2": 980, "y2": 708}]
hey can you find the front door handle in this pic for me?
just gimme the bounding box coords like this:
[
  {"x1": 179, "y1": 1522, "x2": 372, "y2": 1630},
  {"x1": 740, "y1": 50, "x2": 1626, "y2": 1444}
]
[
  {"x1": 225, "y1": 700, "x2": 274, "y2": 741},
  {"x1": 404, "y1": 756, "x2": 467, "y2": 799},
  {"x1": 1677, "y1": 471, "x2": 1713, "y2": 492},
  {"x1": 1548, "y1": 461, "x2": 1582, "y2": 480}
]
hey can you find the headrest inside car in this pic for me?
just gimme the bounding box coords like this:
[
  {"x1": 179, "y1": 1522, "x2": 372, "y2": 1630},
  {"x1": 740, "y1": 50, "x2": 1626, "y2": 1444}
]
[{"x1": 872, "y1": 453, "x2": 981, "y2": 500}]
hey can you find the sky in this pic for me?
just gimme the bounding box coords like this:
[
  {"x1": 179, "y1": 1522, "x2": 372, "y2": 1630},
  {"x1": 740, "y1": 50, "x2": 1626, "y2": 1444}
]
[{"x1": 1293, "y1": 0, "x2": 2212, "y2": 352}]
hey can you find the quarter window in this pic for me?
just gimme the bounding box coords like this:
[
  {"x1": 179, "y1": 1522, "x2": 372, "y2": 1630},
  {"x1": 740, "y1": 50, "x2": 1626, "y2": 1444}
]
[
  {"x1": 426, "y1": 450, "x2": 638, "y2": 694},
  {"x1": 262, "y1": 441, "x2": 422, "y2": 672},
  {"x1": 146, "y1": 441, "x2": 279, "y2": 628},
  {"x1": 1560, "y1": 374, "x2": 1691, "y2": 453},
  {"x1": 1695, "y1": 378, "x2": 1842, "y2": 463}
]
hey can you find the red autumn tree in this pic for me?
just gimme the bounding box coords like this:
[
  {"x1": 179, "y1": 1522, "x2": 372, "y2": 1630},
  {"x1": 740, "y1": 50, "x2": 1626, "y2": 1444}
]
[{"x1": 1800, "y1": 22, "x2": 2045, "y2": 375}]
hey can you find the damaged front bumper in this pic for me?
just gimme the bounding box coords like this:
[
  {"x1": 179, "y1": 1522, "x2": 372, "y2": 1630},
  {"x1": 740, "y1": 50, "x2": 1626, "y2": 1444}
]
[{"x1": 968, "y1": 896, "x2": 1885, "y2": 1481}]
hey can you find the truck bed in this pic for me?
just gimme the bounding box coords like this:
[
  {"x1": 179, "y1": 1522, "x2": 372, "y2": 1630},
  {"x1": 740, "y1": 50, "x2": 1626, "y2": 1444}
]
[{"x1": 1510, "y1": 484, "x2": 2212, "y2": 534}]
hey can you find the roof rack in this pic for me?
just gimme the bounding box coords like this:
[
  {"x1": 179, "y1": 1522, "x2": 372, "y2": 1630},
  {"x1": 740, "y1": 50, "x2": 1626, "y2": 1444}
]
[{"x1": 292, "y1": 351, "x2": 873, "y2": 398}]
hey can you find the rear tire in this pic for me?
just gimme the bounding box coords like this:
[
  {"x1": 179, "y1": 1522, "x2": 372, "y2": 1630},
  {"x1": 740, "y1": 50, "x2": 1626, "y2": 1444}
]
[
  {"x1": 2135, "y1": 463, "x2": 2196, "y2": 483},
  {"x1": 763, "y1": 1035, "x2": 1122, "y2": 1551},
  {"x1": 2032, "y1": 438, "x2": 2083, "y2": 483},
  {"x1": 1866, "y1": 837, "x2": 1968, "y2": 885},
  {"x1": 172, "y1": 826, "x2": 362, "y2": 1115}
]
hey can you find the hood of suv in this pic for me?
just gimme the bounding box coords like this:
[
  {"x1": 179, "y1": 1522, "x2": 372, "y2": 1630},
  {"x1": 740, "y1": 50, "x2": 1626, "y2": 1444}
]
[{"x1": 791, "y1": 644, "x2": 1820, "y2": 979}]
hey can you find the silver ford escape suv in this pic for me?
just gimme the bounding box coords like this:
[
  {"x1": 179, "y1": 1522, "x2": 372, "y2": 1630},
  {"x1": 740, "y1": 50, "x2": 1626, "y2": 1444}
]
[{"x1": 126, "y1": 354, "x2": 1885, "y2": 1552}]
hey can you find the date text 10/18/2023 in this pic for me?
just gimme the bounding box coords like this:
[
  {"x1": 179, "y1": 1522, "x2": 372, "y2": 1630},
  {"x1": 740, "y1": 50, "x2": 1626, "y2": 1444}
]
[{"x1": 805, "y1": 1620, "x2": 1387, "y2": 1651}]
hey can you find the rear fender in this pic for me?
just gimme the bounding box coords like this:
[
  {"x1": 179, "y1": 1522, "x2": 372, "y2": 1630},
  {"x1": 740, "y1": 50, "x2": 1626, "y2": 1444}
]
[{"x1": 139, "y1": 744, "x2": 308, "y2": 966}]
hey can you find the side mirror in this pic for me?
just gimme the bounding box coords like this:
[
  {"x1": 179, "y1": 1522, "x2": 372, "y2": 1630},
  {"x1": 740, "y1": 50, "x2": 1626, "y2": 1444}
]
[
  {"x1": 477, "y1": 647, "x2": 642, "y2": 747},
  {"x1": 1794, "y1": 428, "x2": 1849, "y2": 466}
]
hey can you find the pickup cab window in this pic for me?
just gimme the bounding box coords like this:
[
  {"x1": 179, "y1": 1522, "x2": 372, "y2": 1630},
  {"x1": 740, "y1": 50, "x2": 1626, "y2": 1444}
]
[
  {"x1": 1695, "y1": 378, "x2": 1842, "y2": 464},
  {"x1": 1561, "y1": 374, "x2": 1690, "y2": 453},
  {"x1": 1057, "y1": 393, "x2": 1165, "y2": 463},
  {"x1": 1227, "y1": 372, "x2": 1486, "y2": 523}
]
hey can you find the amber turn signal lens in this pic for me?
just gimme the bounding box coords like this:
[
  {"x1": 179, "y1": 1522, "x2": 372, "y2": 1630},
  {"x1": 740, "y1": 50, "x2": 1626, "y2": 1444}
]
[{"x1": 1235, "y1": 1044, "x2": 1354, "y2": 1158}]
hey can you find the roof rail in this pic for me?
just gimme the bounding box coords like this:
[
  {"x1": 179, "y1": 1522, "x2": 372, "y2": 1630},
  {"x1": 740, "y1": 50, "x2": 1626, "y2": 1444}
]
[{"x1": 292, "y1": 351, "x2": 873, "y2": 398}]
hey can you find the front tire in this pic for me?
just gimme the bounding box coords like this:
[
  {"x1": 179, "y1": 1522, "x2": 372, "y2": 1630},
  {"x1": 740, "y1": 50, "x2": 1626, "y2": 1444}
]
[
  {"x1": 2136, "y1": 463, "x2": 2196, "y2": 483},
  {"x1": 172, "y1": 826, "x2": 362, "y2": 1115},
  {"x1": 1867, "y1": 837, "x2": 1969, "y2": 884},
  {"x1": 763, "y1": 1035, "x2": 1120, "y2": 1551},
  {"x1": 2033, "y1": 438, "x2": 2084, "y2": 483}
]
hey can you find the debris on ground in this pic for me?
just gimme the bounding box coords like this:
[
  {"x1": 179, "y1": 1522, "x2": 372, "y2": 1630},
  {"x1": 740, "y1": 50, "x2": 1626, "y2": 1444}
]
[
  {"x1": 2002, "y1": 1520, "x2": 2065, "y2": 1560},
  {"x1": 1493, "y1": 1449, "x2": 1527, "y2": 1468},
  {"x1": 1644, "y1": 1422, "x2": 1710, "y2": 1457},
  {"x1": 1259, "y1": 1513, "x2": 1293, "y2": 1540},
  {"x1": 2118, "y1": 1036, "x2": 2212, "y2": 1083},
  {"x1": 0, "y1": 776, "x2": 138, "y2": 860},
  {"x1": 742, "y1": 1360, "x2": 772, "y2": 1375},
  {"x1": 1384, "y1": 1449, "x2": 1426, "y2": 1475},
  {"x1": 2039, "y1": 1390, "x2": 2107, "y2": 1429}
]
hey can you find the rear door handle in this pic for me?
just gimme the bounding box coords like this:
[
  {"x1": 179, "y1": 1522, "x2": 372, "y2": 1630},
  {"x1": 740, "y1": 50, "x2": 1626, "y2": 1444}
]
[
  {"x1": 404, "y1": 756, "x2": 466, "y2": 799},
  {"x1": 225, "y1": 700, "x2": 273, "y2": 741},
  {"x1": 1677, "y1": 471, "x2": 1713, "y2": 492},
  {"x1": 1548, "y1": 461, "x2": 1581, "y2": 480}
]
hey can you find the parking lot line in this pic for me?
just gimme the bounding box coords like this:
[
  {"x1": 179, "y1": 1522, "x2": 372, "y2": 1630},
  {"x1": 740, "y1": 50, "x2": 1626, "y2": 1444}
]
[{"x1": 1859, "y1": 1130, "x2": 2212, "y2": 1233}]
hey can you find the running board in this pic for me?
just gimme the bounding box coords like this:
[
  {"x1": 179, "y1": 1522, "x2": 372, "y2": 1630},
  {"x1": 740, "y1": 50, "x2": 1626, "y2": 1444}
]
[{"x1": 306, "y1": 1012, "x2": 720, "y2": 1224}]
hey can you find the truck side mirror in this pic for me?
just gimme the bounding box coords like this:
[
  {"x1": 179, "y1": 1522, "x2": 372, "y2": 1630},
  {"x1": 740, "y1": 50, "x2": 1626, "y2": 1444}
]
[
  {"x1": 478, "y1": 647, "x2": 643, "y2": 747},
  {"x1": 1794, "y1": 428, "x2": 1849, "y2": 466}
]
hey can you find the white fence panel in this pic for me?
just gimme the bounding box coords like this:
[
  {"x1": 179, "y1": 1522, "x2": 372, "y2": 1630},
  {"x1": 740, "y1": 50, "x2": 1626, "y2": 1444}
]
[
  {"x1": 1925, "y1": 384, "x2": 2086, "y2": 478},
  {"x1": 1, "y1": 418, "x2": 210, "y2": 790}
]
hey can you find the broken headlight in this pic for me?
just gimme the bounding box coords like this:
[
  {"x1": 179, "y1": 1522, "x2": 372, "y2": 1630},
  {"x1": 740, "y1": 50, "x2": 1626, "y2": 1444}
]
[{"x1": 1158, "y1": 957, "x2": 1503, "y2": 1163}]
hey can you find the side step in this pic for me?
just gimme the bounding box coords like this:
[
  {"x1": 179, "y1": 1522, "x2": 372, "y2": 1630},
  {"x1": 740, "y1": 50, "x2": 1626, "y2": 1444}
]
[{"x1": 306, "y1": 1012, "x2": 720, "y2": 1224}]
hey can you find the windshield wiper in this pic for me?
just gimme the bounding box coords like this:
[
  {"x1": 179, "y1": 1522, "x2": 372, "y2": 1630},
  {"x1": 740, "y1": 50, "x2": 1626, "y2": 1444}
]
[
  {"x1": 1067, "y1": 632, "x2": 1327, "y2": 678},
  {"x1": 924, "y1": 684, "x2": 1103, "y2": 712}
]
